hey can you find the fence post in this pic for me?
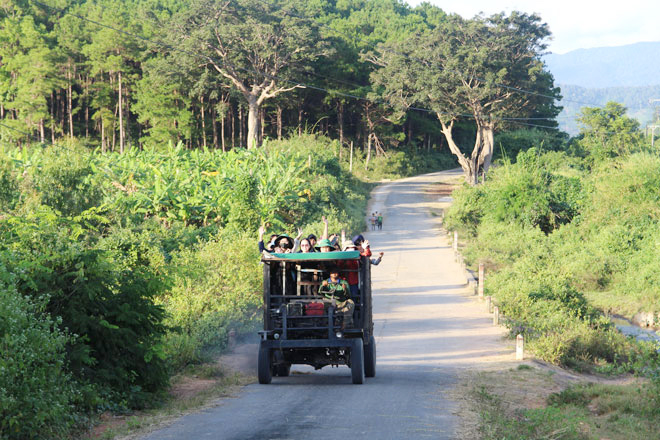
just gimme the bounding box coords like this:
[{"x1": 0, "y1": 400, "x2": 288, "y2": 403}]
[
  {"x1": 349, "y1": 141, "x2": 354, "y2": 173},
  {"x1": 453, "y1": 231, "x2": 458, "y2": 252},
  {"x1": 516, "y1": 334, "x2": 524, "y2": 360},
  {"x1": 486, "y1": 295, "x2": 492, "y2": 313},
  {"x1": 478, "y1": 263, "x2": 485, "y2": 298},
  {"x1": 493, "y1": 306, "x2": 499, "y2": 325}
]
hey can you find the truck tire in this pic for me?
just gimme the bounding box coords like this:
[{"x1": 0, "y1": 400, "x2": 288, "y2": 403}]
[
  {"x1": 351, "y1": 338, "x2": 365, "y2": 384},
  {"x1": 258, "y1": 342, "x2": 272, "y2": 384},
  {"x1": 364, "y1": 335, "x2": 376, "y2": 378},
  {"x1": 274, "y1": 363, "x2": 291, "y2": 377}
]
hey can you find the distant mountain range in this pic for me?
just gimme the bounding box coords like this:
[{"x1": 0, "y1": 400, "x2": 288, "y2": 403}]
[{"x1": 543, "y1": 42, "x2": 660, "y2": 135}]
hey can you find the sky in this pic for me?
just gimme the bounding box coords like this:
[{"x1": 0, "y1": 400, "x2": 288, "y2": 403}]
[{"x1": 404, "y1": 0, "x2": 660, "y2": 54}]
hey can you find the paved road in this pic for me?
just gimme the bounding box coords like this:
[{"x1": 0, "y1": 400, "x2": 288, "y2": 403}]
[{"x1": 143, "y1": 170, "x2": 509, "y2": 440}]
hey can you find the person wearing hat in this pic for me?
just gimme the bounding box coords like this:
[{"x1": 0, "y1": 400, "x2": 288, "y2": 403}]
[
  {"x1": 272, "y1": 234, "x2": 294, "y2": 253},
  {"x1": 314, "y1": 238, "x2": 334, "y2": 252},
  {"x1": 351, "y1": 234, "x2": 372, "y2": 258},
  {"x1": 318, "y1": 266, "x2": 354, "y2": 328}
]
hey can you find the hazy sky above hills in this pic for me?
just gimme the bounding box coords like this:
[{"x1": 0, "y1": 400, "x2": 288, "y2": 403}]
[{"x1": 405, "y1": 0, "x2": 660, "y2": 54}]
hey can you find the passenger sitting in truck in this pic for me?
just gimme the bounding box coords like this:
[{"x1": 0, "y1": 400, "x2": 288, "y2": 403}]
[
  {"x1": 314, "y1": 238, "x2": 334, "y2": 252},
  {"x1": 307, "y1": 234, "x2": 317, "y2": 249},
  {"x1": 318, "y1": 267, "x2": 354, "y2": 328},
  {"x1": 298, "y1": 238, "x2": 314, "y2": 253}
]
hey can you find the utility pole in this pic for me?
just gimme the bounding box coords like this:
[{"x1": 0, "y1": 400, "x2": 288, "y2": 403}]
[
  {"x1": 650, "y1": 125, "x2": 660, "y2": 149},
  {"x1": 648, "y1": 99, "x2": 660, "y2": 148}
]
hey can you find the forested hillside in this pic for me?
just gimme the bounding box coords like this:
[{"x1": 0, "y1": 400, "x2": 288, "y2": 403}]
[{"x1": 555, "y1": 84, "x2": 660, "y2": 135}]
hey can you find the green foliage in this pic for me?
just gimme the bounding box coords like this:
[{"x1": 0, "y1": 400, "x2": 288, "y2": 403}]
[
  {"x1": 493, "y1": 128, "x2": 568, "y2": 162},
  {"x1": 0, "y1": 133, "x2": 388, "y2": 424},
  {"x1": 0, "y1": 280, "x2": 78, "y2": 440},
  {"x1": 28, "y1": 148, "x2": 103, "y2": 216},
  {"x1": 163, "y1": 230, "x2": 262, "y2": 369},
  {"x1": 573, "y1": 102, "x2": 645, "y2": 164},
  {"x1": 0, "y1": 153, "x2": 19, "y2": 211},
  {"x1": 0, "y1": 210, "x2": 169, "y2": 409},
  {"x1": 445, "y1": 149, "x2": 583, "y2": 235},
  {"x1": 446, "y1": 132, "x2": 660, "y2": 371}
]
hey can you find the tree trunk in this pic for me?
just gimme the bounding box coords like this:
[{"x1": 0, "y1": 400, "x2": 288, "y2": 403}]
[
  {"x1": 238, "y1": 105, "x2": 244, "y2": 148},
  {"x1": 85, "y1": 76, "x2": 89, "y2": 138},
  {"x1": 221, "y1": 110, "x2": 226, "y2": 152},
  {"x1": 50, "y1": 91, "x2": 56, "y2": 143},
  {"x1": 118, "y1": 70, "x2": 125, "y2": 153},
  {"x1": 200, "y1": 96, "x2": 207, "y2": 149},
  {"x1": 298, "y1": 104, "x2": 303, "y2": 137},
  {"x1": 39, "y1": 119, "x2": 45, "y2": 143},
  {"x1": 101, "y1": 119, "x2": 106, "y2": 153},
  {"x1": 259, "y1": 106, "x2": 265, "y2": 144},
  {"x1": 123, "y1": 82, "x2": 131, "y2": 150},
  {"x1": 67, "y1": 63, "x2": 74, "y2": 138},
  {"x1": 480, "y1": 123, "x2": 495, "y2": 178},
  {"x1": 365, "y1": 133, "x2": 372, "y2": 171},
  {"x1": 246, "y1": 95, "x2": 259, "y2": 149},
  {"x1": 212, "y1": 105, "x2": 218, "y2": 149},
  {"x1": 438, "y1": 118, "x2": 477, "y2": 185},
  {"x1": 337, "y1": 101, "x2": 344, "y2": 146},
  {"x1": 231, "y1": 104, "x2": 235, "y2": 149},
  {"x1": 277, "y1": 105, "x2": 282, "y2": 140}
]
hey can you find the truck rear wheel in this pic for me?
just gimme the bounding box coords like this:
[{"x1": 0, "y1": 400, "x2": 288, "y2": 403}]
[
  {"x1": 351, "y1": 338, "x2": 365, "y2": 384},
  {"x1": 364, "y1": 335, "x2": 376, "y2": 378},
  {"x1": 258, "y1": 342, "x2": 272, "y2": 384}
]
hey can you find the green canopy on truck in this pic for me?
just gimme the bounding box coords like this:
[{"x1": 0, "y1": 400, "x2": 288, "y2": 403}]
[{"x1": 261, "y1": 250, "x2": 360, "y2": 262}]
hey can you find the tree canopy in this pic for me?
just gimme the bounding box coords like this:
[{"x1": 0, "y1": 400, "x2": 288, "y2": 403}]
[
  {"x1": 1, "y1": 0, "x2": 565, "y2": 169},
  {"x1": 369, "y1": 12, "x2": 562, "y2": 183}
]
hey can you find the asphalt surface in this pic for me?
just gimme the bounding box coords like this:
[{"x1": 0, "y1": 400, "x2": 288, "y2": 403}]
[{"x1": 142, "y1": 170, "x2": 509, "y2": 440}]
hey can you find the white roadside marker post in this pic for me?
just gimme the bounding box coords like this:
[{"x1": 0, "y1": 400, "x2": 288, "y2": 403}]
[{"x1": 516, "y1": 334, "x2": 524, "y2": 360}]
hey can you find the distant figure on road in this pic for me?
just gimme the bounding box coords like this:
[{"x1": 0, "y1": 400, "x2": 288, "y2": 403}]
[
  {"x1": 376, "y1": 212, "x2": 383, "y2": 230},
  {"x1": 370, "y1": 213, "x2": 377, "y2": 231}
]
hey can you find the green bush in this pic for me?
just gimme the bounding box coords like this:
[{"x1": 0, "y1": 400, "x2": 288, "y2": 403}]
[
  {"x1": 0, "y1": 279, "x2": 78, "y2": 439},
  {"x1": 0, "y1": 154, "x2": 18, "y2": 211},
  {"x1": 0, "y1": 211, "x2": 169, "y2": 409},
  {"x1": 163, "y1": 230, "x2": 262, "y2": 369},
  {"x1": 29, "y1": 148, "x2": 102, "y2": 217}
]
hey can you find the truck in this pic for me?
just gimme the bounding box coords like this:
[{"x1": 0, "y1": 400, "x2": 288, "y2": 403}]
[{"x1": 257, "y1": 250, "x2": 376, "y2": 384}]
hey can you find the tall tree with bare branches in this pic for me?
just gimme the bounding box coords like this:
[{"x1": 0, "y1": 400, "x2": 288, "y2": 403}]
[{"x1": 172, "y1": 0, "x2": 331, "y2": 149}]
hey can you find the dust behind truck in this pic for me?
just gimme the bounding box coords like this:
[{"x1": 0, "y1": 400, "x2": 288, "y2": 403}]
[{"x1": 257, "y1": 251, "x2": 376, "y2": 384}]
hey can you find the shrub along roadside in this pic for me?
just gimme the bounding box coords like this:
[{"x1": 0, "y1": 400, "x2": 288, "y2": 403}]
[
  {"x1": 444, "y1": 149, "x2": 660, "y2": 372},
  {"x1": 0, "y1": 280, "x2": 78, "y2": 440}
]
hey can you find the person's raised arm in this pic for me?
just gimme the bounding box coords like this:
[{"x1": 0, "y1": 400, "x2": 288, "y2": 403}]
[
  {"x1": 292, "y1": 227, "x2": 303, "y2": 253},
  {"x1": 322, "y1": 216, "x2": 329, "y2": 240}
]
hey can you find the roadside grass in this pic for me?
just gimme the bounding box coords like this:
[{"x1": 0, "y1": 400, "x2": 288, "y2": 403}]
[
  {"x1": 79, "y1": 363, "x2": 253, "y2": 440},
  {"x1": 465, "y1": 364, "x2": 660, "y2": 440}
]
